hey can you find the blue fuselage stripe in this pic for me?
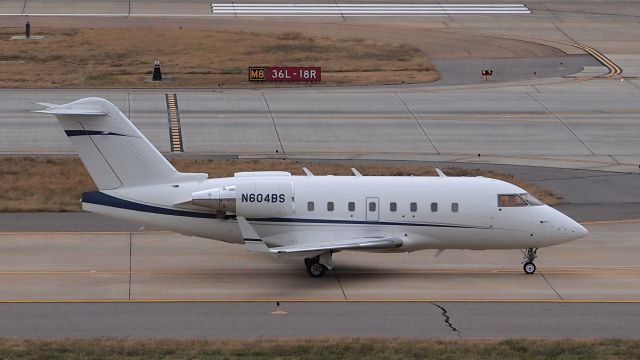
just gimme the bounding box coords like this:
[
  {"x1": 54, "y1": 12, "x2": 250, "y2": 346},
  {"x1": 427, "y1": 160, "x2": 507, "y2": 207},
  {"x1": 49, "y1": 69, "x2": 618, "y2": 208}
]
[
  {"x1": 82, "y1": 192, "x2": 487, "y2": 229},
  {"x1": 82, "y1": 191, "x2": 216, "y2": 219},
  {"x1": 65, "y1": 130, "x2": 128, "y2": 137}
]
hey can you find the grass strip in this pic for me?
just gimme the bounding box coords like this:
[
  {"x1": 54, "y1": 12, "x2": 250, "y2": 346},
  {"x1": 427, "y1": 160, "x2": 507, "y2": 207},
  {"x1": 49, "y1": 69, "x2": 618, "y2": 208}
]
[
  {"x1": 0, "y1": 157, "x2": 558, "y2": 212},
  {"x1": 0, "y1": 28, "x2": 437, "y2": 87},
  {"x1": 0, "y1": 337, "x2": 637, "y2": 359}
]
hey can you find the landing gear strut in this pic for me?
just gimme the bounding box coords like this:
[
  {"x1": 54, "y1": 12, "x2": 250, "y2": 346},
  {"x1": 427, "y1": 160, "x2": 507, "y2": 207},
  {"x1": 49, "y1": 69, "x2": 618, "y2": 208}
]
[
  {"x1": 522, "y1": 248, "x2": 538, "y2": 274},
  {"x1": 304, "y1": 253, "x2": 333, "y2": 278}
]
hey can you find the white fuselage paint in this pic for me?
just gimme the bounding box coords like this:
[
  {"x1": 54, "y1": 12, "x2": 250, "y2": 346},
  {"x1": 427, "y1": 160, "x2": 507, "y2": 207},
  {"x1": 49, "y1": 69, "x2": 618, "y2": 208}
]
[{"x1": 84, "y1": 174, "x2": 587, "y2": 253}]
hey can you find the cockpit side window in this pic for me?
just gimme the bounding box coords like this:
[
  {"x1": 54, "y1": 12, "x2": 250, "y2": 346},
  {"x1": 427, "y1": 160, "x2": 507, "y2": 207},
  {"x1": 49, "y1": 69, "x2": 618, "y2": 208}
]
[{"x1": 498, "y1": 194, "x2": 527, "y2": 207}]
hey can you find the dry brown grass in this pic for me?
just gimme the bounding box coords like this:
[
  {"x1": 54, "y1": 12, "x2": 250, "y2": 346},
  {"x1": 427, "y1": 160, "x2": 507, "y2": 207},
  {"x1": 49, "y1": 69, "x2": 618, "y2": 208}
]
[
  {"x1": 0, "y1": 28, "x2": 437, "y2": 88},
  {"x1": 0, "y1": 337, "x2": 637, "y2": 359},
  {"x1": 0, "y1": 157, "x2": 558, "y2": 212}
]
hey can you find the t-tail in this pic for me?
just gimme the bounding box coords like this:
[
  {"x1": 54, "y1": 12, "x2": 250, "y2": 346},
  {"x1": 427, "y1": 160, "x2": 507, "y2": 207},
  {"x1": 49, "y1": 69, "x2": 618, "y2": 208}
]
[{"x1": 36, "y1": 97, "x2": 206, "y2": 190}]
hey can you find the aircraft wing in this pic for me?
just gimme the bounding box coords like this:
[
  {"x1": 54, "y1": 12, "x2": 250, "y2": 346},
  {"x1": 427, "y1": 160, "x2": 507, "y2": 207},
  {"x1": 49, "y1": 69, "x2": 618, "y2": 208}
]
[
  {"x1": 236, "y1": 216, "x2": 402, "y2": 255},
  {"x1": 267, "y1": 236, "x2": 402, "y2": 254}
]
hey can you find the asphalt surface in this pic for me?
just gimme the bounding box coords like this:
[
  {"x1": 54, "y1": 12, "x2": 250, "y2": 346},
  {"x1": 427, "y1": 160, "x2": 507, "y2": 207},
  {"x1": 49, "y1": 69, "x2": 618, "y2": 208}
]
[
  {"x1": 431, "y1": 55, "x2": 597, "y2": 86},
  {"x1": 1, "y1": 0, "x2": 640, "y2": 341},
  {"x1": 0, "y1": 302, "x2": 638, "y2": 338}
]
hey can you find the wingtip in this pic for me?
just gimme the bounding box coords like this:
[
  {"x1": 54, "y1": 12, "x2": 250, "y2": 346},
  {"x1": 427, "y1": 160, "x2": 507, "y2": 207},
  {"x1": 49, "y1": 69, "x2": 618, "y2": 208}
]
[
  {"x1": 32, "y1": 102, "x2": 58, "y2": 114},
  {"x1": 33, "y1": 99, "x2": 107, "y2": 116}
]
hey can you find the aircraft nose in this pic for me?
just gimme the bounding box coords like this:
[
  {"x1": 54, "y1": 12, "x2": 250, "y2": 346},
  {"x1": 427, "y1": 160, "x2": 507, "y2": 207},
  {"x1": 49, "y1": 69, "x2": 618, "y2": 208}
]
[
  {"x1": 566, "y1": 220, "x2": 588, "y2": 240},
  {"x1": 573, "y1": 223, "x2": 589, "y2": 238}
]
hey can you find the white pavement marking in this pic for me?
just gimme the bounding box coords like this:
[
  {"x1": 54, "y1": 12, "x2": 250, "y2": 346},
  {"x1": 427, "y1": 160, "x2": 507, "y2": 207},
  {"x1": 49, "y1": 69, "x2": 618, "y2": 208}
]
[{"x1": 211, "y1": 3, "x2": 531, "y2": 16}]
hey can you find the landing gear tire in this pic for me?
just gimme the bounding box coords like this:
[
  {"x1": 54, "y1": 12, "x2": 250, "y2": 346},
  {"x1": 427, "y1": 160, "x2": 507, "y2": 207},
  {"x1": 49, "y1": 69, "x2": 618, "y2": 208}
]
[
  {"x1": 523, "y1": 261, "x2": 536, "y2": 275},
  {"x1": 307, "y1": 262, "x2": 327, "y2": 278},
  {"x1": 304, "y1": 254, "x2": 332, "y2": 278},
  {"x1": 521, "y1": 248, "x2": 538, "y2": 274}
]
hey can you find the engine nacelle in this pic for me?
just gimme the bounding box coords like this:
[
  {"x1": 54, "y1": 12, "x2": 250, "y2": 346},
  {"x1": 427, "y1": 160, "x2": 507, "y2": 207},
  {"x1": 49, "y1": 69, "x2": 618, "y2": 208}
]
[
  {"x1": 192, "y1": 179, "x2": 294, "y2": 217},
  {"x1": 192, "y1": 186, "x2": 236, "y2": 212}
]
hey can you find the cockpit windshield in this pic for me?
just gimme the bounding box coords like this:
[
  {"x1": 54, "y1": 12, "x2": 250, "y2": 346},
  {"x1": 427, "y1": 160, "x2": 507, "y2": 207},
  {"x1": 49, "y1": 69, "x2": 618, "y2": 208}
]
[
  {"x1": 498, "y1": 193, "x2": 544, "y2": 207},
  {"x1": 520, "y1": 193, "x2": 544, "y2": 206}
]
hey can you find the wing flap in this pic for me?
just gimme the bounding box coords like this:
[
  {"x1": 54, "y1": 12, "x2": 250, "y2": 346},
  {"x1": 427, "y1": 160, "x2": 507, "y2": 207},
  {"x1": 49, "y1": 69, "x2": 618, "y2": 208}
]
[
  {"x1": 269, "y1": 236, "x2": 403, "y2": 254},
  {"x1": 236, "y1": 217, "x2": 403, "y2": 255}
]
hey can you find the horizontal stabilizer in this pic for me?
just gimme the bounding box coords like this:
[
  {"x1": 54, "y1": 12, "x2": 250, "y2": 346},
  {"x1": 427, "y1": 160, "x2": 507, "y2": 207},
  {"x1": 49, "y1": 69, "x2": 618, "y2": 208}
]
[{"x1": 34, "y1": 102, "x2": 106, "y2": 116}]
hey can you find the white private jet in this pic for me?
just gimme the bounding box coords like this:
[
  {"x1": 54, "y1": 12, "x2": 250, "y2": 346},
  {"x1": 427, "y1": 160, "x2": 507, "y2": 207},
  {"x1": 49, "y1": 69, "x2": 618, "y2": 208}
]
[{"x1": 37, "y1": 97, "x2": 588, "y2": 277}]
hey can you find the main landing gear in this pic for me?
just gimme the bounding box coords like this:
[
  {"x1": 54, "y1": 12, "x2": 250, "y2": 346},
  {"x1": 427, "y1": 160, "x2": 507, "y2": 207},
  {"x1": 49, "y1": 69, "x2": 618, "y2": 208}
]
[
  {"x1": 522, "y1": 248, "x2": 538, "y2": 274},
  {"x1": 304, "y1": 253, "x2": 333, "y2": 278}
]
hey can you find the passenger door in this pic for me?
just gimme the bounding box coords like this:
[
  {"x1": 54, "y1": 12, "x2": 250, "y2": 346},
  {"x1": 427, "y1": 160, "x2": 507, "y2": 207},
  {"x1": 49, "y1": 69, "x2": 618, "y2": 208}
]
[{"x1": 366, "y1": 197, "x2": 379, "y2": 222}]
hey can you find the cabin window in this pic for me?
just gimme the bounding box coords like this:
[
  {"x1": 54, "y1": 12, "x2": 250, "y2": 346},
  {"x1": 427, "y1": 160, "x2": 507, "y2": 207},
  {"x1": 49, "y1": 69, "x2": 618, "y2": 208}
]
[
  {"x1": 498, "y1": 194, "x2": 527, "y2": 207},
  {"x1": 307, "y1": 201, "x2": 314, "y2": 211},
  {"x1": 369, "y1": 202, "x2": 376, "y2": 212},
  {"x1": 452, "y1": 203, "x2": 459, "y2": 213},
  {"x1": 410, "y1": 202, "x2": 417, "y2": 212},
  {"x1": 390, "y1": 202, "x2": 397, "y2": 212},
  {"x1": 348, "y1": 202, "x2": 355, "y2": 212},
  {"x1": 431, "y1": 202, "x2": 438, "y2": 212},
  {"x1": 327, "y1": 202, "x2": 334, "y2": 211}
]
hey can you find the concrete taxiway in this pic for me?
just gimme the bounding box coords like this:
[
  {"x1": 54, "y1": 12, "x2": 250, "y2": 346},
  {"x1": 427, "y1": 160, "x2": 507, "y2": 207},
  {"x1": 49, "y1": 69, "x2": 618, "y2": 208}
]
[
  {"x1": 0, "y1": 220, "x2": 638, "y2": 338},
  {"x1": 0, "y1": 221, "x2": 638, "y2": 302},
  {"x1": 2, "y1": 78, "x2": 640, "y2": 173}
]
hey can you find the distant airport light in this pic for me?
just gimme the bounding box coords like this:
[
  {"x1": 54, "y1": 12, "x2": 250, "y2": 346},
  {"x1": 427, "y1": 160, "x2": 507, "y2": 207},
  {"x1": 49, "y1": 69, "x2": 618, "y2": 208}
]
[{"x1": 152, "y1": 60, "x2": 162, "y2": 81}]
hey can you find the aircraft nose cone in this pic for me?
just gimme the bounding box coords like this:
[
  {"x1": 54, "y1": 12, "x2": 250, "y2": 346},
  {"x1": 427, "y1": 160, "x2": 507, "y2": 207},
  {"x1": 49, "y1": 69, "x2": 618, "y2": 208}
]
[
  {"x1": 577, "y1": 223, "x2": 589, "y2": 237},
  {"x1": 569, "y1": 222, "x2": 589, "y2": 240}
]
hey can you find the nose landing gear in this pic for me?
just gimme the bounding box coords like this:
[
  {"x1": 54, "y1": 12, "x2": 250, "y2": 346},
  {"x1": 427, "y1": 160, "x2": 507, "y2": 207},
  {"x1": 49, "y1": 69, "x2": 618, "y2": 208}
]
[{"x1": 522, "y1": 248, "x2": 538, "y2": 274}]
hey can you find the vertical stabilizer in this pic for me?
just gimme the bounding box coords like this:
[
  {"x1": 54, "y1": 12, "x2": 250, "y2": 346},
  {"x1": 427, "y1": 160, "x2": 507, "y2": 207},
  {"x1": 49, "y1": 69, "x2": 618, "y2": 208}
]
[{"x1": 36, "y1": 97, "x2": 206, "y2": 190}]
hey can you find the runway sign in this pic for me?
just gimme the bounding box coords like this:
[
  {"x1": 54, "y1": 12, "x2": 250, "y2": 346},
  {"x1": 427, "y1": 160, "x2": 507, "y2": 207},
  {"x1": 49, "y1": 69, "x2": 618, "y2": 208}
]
[
  {"x1": 249, "y1": 66, "x2": 321, "y2": 82},
  {"x1": 213, "y1": 3, "x2": 531, "y2": 17},
  {"x1": 249, "y1": 67, "x2": 266, "y2": 81}
]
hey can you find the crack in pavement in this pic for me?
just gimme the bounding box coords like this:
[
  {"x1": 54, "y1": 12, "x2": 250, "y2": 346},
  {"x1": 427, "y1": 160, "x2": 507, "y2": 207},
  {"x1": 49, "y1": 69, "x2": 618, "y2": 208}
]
[
  {"x1": 332, "y1": 268, "x2": 347, "y2": 300},
  {"x1": 541, "y1": 272, "x2": 564, "y2": 300},
  {"x1": 430, "y1": 302, "x2": 462, "y2": 337}
]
